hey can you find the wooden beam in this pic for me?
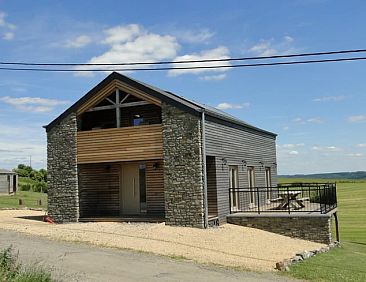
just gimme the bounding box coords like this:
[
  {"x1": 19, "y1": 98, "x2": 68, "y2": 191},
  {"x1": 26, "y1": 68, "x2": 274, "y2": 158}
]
[
  {"x1": 120, "y1": 93, "x2": 130, "y2": 104},
  {"x1": 106, "y1": 97, "x2": 115, "y2": 105},
  {"x1": 87, "y1": 101, "x2": 151, "y2": 112},
  {"x1": 116, "y1": 89, "x2": 120, "y2": 128}
]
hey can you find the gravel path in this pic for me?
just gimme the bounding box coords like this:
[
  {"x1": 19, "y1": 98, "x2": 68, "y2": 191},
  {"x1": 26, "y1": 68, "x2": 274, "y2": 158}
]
[
  {"x1": 0, "y1": 210, "x2": 323, "y2": 272},
  {"x1": 0, "y1": 230, "x2": 299, "y2": 282}
]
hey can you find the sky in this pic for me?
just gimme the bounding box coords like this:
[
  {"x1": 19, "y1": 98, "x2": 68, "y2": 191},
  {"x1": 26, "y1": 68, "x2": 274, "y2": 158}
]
[{"x1": 0, "y1": 0, "x2": 365, "y2": 174}]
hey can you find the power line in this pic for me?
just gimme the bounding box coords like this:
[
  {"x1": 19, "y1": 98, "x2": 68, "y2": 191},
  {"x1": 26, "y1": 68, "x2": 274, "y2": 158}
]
[
  {"x1": 0, "y1": 56, "x2": 366, "y2": 72},
  {"x1": 1, "y1": 48, "x2": 366, "y2": 66}
]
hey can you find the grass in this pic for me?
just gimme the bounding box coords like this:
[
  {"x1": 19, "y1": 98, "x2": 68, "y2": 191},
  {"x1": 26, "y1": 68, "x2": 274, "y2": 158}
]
[
  {"x1": 0, "y1": 247, "x2": 53, "y2": 282},
  {"x1": 279, "y1": 179, "x2": 366, "y2": 282},
  {"x1": 0, "y1": 191, "x2": 47, "y2": 209}
]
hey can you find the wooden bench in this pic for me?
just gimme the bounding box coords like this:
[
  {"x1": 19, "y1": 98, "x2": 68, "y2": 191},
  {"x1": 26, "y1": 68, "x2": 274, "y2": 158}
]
[
  {"x1": 295, "y1": 197, "x2": 310, "y2": 208},
  {"x1": 269, "y1": 197, "x2": 283, "y2": 203}
]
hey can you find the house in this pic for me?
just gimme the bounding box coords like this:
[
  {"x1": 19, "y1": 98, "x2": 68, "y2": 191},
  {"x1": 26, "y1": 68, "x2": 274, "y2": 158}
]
[
  {"x1": 0, "y1": 169, "x2": 17, "y2": 194},
  {"x1": 45, "y1": 72, "x2": 278, "y2": 227}
]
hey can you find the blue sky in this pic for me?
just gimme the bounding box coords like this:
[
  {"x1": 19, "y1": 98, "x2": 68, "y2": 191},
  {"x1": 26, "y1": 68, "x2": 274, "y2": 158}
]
[{"x1": 0, "y1": 0, "x2": 365, "y2": 174}]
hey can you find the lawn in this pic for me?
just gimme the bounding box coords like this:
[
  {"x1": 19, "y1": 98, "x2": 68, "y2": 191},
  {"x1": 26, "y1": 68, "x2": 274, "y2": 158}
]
[
  {"x1": 0, "y1": 191, "x2": 47, "y2": 209},
  {"x1": 279, "y1": 179, "x2": 366, "y2": 282}
]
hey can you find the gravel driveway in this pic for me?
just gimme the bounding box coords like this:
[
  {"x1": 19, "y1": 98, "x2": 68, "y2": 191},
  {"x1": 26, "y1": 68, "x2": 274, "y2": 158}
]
[
  {"x1": 0, "y1": 210, "x2": 323, "y2": 272},
  {"x1": 0, "y1": 230, "x2": 299, "y2": 282}
]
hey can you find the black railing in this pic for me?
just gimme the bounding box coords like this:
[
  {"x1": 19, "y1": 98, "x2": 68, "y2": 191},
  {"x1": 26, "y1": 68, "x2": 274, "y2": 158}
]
[{"x1": 229, "y1": 183, "x2": 337, "y2": 214}]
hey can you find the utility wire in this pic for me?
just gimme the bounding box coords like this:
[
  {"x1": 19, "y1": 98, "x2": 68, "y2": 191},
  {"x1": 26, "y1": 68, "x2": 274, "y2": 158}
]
[
  {"x1": 0, "y1": 56, "x2": 366, "y2": 72},
  {"x1": 1, "y1": 48, "x2": 366, "y2": 66}
]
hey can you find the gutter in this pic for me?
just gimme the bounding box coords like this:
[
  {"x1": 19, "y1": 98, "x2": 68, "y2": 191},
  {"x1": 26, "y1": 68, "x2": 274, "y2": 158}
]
[{"x1": 201, "y1": 110, "x2": 209, "y2": 228}]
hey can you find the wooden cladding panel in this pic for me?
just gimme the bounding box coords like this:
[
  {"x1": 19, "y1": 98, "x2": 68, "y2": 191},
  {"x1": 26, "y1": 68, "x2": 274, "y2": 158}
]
[
  {"x1": 78, "y1": 163, "x2": 120, "y2": 217},
  {"x1": 145, "y1": 160, "x2": 165, "y2": 214},
  {"x1": 77, "y1": 124, "x2": 163, "y2": 164}
]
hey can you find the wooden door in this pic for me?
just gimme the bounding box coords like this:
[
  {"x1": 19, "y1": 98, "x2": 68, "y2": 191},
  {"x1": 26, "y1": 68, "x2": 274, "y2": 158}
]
[{"x1": 121, "y1": 163, "x2": 140, "y2": 215}]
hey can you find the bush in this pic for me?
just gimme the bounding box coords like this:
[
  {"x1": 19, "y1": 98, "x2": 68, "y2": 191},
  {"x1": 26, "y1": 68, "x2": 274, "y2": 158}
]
[
  {"x1": 19, "y1": 183, "x2": 32, "y2": 192},
  {"x1": 0, "y1": 247, "x2": 52, "y2": 282},
  {"x1": 32, "y1": 182, "x2": 48, "y2": 193}
]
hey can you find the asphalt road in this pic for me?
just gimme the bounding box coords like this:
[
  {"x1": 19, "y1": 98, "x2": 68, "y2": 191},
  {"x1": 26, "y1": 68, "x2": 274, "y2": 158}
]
[{"x1": 0, "y1": 230, "x2": 296, "y2": 282}]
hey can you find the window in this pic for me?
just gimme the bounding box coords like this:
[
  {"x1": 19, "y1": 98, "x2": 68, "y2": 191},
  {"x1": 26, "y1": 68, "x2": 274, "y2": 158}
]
[
  {"x1": 139, "y1": 164, "x2": 146, "y2": 213},
  {"x1": 229, "y1": 166, "x2": 239, "y2": 212},
  {"x1": 265, "y1": 167, "x2": 271, "y2": 201},
  {"x1": 247, "y1": 166, "x2": 256, "y2": 206}
]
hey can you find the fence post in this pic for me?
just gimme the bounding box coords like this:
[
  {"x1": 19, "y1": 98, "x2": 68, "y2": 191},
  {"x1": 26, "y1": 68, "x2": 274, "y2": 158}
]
[
  {"x1": 287, "y1": 186, "x2": 291, "y2": 214},
  {"x1": 257, "y1": 187, "x2": 261, "y2": 214},
  {"x1": 319, "y1": 185, "x2": 323, "y2": 214},
  {"x1": 229, "y1": 187, "x2": 232, "y2": 214}
]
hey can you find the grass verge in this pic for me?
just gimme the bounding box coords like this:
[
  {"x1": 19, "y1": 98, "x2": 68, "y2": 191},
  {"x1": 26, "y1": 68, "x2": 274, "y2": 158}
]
[
  {"x1": 0, "y1": 191, "x2": 47, "y2": 209},
  {"x1": 280, "y1": 179, "x2": 366, "y2": 282},
  {"x1": 0, "y1": 247, "x2": 52, "y2": 282}
]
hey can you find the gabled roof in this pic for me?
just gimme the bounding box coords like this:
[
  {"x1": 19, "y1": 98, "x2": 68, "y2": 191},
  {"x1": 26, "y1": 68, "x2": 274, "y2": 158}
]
[
  {"x1": 45, "y1": 72, "x2": 276, "y2": 137},
  {"x1": 0, "y1": 169, "x2": 16, "y2": 174}
]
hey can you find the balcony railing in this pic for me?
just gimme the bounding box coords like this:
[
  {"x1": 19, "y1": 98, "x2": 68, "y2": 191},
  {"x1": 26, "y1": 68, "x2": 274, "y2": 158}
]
[{"x1": 229, "y1": 183, "x2": 337, "y2": 215}]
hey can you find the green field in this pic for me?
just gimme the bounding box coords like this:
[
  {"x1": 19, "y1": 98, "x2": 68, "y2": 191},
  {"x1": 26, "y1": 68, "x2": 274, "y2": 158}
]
[
  {"x1": 279, "y1": 179, "x2": 366, "y2": 282},
  {"x1": 0, "y1": 191, "x2": 47, "y2": 209}
]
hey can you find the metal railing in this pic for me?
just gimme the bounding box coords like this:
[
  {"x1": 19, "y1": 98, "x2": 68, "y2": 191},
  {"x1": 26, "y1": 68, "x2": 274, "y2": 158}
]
[{"x1": 229, "y1": 183, "x2": 337, "y2": 214}]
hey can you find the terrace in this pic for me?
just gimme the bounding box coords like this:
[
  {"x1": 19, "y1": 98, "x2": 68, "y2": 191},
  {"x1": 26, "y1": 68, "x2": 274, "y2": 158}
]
[
  {"x1": 227, "y1": 183, "x2": 339, "y2": 243},
  {"x1": 229, "y1": 183, "x2": 337, "y2": 215}
]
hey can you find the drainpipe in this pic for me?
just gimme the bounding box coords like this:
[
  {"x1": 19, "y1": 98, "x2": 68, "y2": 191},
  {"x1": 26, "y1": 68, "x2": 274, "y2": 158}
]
[{"x1": 201, "y1": 110, "x2": 209, "y2": 228}]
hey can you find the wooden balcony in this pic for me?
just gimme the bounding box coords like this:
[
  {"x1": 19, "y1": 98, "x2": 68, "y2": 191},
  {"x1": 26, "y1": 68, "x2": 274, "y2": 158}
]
[{"x1": 77, "y1": 124, "x2": 163, "y2": 164}]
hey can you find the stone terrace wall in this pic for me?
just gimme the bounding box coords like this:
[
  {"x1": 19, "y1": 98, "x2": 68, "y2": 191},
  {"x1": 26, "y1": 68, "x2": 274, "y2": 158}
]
[
  {"x1": 227, "y1": 214, "x2": 332, "y2": 244},
  {"x1": 47, "y1": 113, "x2": 79, "y2": 222},
  {"x1": 162, "y1": 103, "x2": 204, "y2": 228}
]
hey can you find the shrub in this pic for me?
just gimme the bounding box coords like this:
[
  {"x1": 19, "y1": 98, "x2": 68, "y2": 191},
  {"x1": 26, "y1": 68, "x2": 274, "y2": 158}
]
[
  {"x1": 0, "y1": 247, "x2": 52, "y2": 282},
  {"x1": 33, "y1": 182, "x2": 48, "y2": 193},
  {"x1": 19, "y1": 183, "x2": 32, "y2": 192}
]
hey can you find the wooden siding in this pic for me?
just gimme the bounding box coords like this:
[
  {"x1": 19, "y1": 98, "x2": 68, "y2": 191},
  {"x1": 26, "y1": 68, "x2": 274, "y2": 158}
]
[
  {"x1": 145, "y1": 160, "x2": 165, "y2": 214},
  {"x1": 205, "y1": 120, "x2": 277, "y2": 223},
  {"x1": 78, "y1": 160, "x2": 164, "y2": 217},
  {"x1": 79, "y1": 163, "x2": 120, "y2": 217},
  {"x1": 77, "y1": 124, "x2": 163, "y2": 164}
]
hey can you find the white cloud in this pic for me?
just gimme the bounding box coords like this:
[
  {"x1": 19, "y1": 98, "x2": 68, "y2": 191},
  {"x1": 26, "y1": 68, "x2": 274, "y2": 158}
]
[
  {"x1": 248, "y1": 36, "x2": 298, "y2": 56},
  {"x1": 346, "y1": 153, "x2": 364, "y2": 157},
  {"x1": 75, "y1": 24, "x2": 180, "y2": 76},
  {"x1": 199, "y1": 74, "x2": 226, "y2": 81},
  {"x1": 293, "y1": 117, "x2": 324, "y2": 124},
  {"x1": 215, "y1": 102, "x2": 250, "y2": 110},
  {"x1": 2, "y1": 31, "x2": 14, "y2": 40},
  {"x1": 280, "y1": 143, "x2": 305, "y2": 149},
  {"x1": 102, "y1": 24, "x2": 141, "y2": 45},
  {"x1": 288, "y1": 150, "x2": 299, "y2": 155},
  {"x1": 357, "y1": 144, "x2": 366, "y2": 148},
  {"x1": 177, "y1": 28, "x2": 214, "y2": 43},
  {"x1": 348, "y1": 115, "x2": 366, "y2": 123},
  {"x1": 65, "y1": 35, "x2": 92, "y2": 48},
  {"x1": 168, "y1": 46, "x2": 231, "y2": 76},
  {"x1": 313, "y1": 96, "x2": 346, "y2": 102},
  {"x1": 0, "y1": 11, "x2": 16, "y2": 30},
  {"x1": 0, "y1": 96, "x2": 69, "y2": 113},
  {"x1": 312, "y1": 145, "x2": 342, "y2": 152},
  {"x1": 307, "y1": 117, "x2": 324, "y2": 124},
  {"x1": 0, "y1": 11, "x2": 16, "y2": 40}
]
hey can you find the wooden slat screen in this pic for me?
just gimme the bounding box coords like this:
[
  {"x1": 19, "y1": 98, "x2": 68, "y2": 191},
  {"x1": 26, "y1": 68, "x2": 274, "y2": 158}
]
[
  {"x1": 77, "y1": 124, "x2": 163, "y2": 164},
  {"x1": 145, "y1": 160, "x2": 164, "y2": 214}
]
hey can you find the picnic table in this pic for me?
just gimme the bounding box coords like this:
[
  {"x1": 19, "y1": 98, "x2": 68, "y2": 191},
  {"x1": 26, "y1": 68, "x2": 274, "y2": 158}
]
[{"x1": 276, "y1": 190, "x2": 307, "y2": 210}]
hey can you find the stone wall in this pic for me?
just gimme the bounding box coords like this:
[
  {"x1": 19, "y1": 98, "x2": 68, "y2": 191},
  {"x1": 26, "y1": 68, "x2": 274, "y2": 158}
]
[
  {"x1": 227, "y1": 214, "x2": 332, "y2": 244},
  {"x1": 162, "y1": 103, "x2": 205, "y2": 228},
  {"x1": 47, "y1": 113, "x2": 79, "y2": 222}
]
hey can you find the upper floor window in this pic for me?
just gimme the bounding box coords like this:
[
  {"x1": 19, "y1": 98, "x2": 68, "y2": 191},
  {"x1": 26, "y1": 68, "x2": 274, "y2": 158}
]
[{"x1": 78, "y1": 90, "x2": 161, "y2": 131}]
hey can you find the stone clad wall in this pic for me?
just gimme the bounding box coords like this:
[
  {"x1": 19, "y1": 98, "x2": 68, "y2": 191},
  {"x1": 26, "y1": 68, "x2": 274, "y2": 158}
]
[
  {"x1": 227, "y1": 214, "x2": 332, "y2": 244},
  {"x1": 47, "y1": 113, "x2": 79, "y2": 222},
  {"x1": 162, "y1": 103, "x2": 205, "y2": 228}
]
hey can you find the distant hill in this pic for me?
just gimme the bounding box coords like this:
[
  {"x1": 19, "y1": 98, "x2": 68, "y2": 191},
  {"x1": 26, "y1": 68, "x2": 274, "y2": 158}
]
[{"x1": 279, "y1": 171, "x2": 366, "y2": 180}]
